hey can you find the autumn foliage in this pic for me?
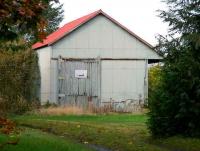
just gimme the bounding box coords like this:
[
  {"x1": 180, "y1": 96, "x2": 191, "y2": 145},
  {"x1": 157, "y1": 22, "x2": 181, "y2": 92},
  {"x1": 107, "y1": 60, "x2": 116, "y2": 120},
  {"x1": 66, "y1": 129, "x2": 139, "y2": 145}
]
[
  {"x1": 0, "y1": 0, "x2": 59, "y2": 41},
  {"x1": 0, "y1": 117, "x2": 16, "y2": 135},
  {"x1": 0, "y1": 117, "x2": 20, "y2": 148}
]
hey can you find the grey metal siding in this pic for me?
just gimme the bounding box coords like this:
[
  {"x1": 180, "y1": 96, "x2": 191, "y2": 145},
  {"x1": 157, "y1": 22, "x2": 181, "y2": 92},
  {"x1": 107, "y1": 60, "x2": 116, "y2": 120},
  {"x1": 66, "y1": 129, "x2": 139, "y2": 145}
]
[
  {"x1": 52, "y1": 15, "x2": 162, "y2": 60},
  {"x1": 50, "y1": 59, "x2": 58, "y2": 103},
  {"x1": 37, "y1": 47, "x2": 51, "y2": 104},
  {"x1": 101, "y1": 60, "x2": 146, "y2": 103}
]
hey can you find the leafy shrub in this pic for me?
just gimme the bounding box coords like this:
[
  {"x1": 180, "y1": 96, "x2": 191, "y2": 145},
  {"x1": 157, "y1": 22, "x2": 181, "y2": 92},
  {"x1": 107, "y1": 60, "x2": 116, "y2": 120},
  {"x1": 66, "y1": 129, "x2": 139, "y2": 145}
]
[
  {"x1": 148, "y1": 65, "x2": 162, "y2": 105},
  {"x1": 0, "y1": 50, "x2": 40, "y2": 114},
  {"x1": 43, "y1": 101, "x2": 58, "y2": 108}
]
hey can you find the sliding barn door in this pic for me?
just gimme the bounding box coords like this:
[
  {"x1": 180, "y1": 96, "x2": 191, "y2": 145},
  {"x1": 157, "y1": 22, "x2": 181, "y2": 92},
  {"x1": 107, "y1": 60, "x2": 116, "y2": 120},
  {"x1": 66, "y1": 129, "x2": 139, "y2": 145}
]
[{"x1": 57, "y1": 59, "x2": 100, "y2": 107}]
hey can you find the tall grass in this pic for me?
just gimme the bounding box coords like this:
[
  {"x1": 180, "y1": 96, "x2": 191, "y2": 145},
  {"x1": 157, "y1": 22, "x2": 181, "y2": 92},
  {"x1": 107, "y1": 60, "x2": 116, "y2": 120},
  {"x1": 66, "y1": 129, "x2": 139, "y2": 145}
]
[
  {"x1": 35, "y1": 105, "x2": 147, "y2": 116},
  {"x1": 37, "y1": 106, "x2": 88, "y2": 115}
]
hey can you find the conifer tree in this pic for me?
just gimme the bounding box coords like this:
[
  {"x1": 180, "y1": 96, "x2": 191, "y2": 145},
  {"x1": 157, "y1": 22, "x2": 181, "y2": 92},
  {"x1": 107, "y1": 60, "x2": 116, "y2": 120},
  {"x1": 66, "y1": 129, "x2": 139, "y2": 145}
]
[{"x1": 148, "y1": 0, "x2": 200, "y2": 137}]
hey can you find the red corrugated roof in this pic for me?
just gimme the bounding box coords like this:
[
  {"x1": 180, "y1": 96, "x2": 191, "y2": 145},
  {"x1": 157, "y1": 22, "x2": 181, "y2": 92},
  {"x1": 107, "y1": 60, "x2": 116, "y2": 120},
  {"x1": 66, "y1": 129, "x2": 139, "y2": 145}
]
[{"x1": 32, "y1": 9, "x2": 153, "y2": 50}]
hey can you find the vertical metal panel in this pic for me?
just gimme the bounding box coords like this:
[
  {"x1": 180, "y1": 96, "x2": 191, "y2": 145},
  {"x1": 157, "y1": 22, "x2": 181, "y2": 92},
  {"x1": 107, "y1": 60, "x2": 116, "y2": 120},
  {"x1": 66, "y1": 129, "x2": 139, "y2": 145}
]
[
  {"x1": 50, "y1": 59, "x2": 58, "y2": 103},
  {"x1": 57, "y1": 59, "x2": 100, "y2": 107},
  {"x1": 101, "y1": 60, "x2": 146, "y2": 103},
  {"x1": 37, "y1": 47, "x2": 51, "y2": 104}
]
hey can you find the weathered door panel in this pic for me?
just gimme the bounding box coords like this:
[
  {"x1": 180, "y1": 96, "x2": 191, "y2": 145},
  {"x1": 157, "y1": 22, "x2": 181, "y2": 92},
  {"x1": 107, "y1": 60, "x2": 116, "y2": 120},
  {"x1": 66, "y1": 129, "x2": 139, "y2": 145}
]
[{"x1": 57, "y1": 59, "x2": 100, "y2": 107}]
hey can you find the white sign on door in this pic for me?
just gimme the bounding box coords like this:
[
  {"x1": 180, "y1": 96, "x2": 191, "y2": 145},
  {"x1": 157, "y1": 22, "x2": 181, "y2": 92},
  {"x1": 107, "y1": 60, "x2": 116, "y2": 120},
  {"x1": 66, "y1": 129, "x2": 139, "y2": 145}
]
[{"x1": 75, "y1": 70, "x2": 87, "y2": 78}]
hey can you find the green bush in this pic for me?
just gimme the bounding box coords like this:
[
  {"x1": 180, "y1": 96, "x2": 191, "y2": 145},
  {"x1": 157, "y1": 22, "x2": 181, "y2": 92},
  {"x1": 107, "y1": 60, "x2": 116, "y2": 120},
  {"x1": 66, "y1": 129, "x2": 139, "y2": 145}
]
[
  {"x1": 148, "y1": 38, "x2": 200, "y2": 137},
  {"x1": 43, "y1": 101, "x2": 58, "y2": 108},
  {"x1": 0, "y1": 50, "x2": 40, "y2": 114},
  {"x1": 148, "y1": 65, "x2": 162, "y2": 105}
]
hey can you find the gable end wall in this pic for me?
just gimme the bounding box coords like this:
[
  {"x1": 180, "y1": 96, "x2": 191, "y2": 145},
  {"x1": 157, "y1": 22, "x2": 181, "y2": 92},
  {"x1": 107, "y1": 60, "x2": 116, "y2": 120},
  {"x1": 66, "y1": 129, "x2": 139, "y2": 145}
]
[{"x1": 51, "y1": 15, "x2": 161, "y2": 60}]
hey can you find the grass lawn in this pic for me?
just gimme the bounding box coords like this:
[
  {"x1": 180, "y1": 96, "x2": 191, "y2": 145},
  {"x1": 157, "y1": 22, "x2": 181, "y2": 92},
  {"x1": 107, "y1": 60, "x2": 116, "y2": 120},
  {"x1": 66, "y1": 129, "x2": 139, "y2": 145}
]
[
  {"x1": 0, "y1": 128, "x2": 93, "y2": 151},
  {"x1": 14, "y1": 114, "x2": 147, "y2": 124},
  {"x1": 9, "y1": 114, "x2": 200, "y2": 151}
]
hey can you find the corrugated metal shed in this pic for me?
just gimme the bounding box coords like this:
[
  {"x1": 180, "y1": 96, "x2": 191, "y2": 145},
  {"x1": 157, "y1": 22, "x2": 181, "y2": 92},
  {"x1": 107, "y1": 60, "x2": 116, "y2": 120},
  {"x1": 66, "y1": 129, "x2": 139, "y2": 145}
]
[{"x1": 34, "y1": 10, "x2": 162, "y2": 111}]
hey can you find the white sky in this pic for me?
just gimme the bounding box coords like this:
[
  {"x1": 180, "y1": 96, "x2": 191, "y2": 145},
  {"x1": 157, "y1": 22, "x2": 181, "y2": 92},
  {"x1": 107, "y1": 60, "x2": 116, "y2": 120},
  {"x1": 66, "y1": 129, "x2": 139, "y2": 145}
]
[{"x1": 58, "y1": 0, "x2": 169, "y2": 46}]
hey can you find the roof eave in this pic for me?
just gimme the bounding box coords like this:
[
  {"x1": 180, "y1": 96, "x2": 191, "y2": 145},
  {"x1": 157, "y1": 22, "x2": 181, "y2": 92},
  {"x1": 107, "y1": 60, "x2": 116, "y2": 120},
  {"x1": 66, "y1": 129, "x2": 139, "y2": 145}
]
[{"x1": 32, "y1": 44, "x2": 48, "y2": 50}]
